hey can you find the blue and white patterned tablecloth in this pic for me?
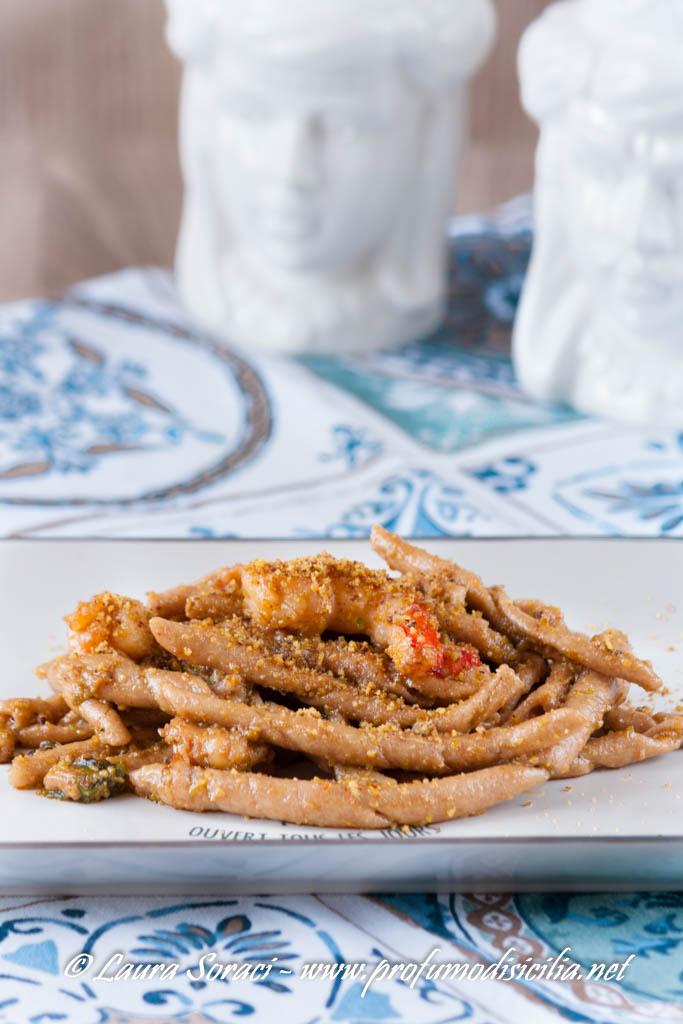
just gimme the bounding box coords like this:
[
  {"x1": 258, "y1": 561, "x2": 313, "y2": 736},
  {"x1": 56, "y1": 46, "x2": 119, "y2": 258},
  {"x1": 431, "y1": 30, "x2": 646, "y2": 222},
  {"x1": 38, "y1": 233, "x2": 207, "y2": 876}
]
[{"x1": 2, "y1": 196, "x2": 683, "y2": 1024}]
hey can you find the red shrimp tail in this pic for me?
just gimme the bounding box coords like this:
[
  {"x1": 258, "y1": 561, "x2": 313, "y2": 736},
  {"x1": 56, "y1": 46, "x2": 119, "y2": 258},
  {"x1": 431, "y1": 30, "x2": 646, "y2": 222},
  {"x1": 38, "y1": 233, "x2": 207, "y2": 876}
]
[{"x1": 440, "y1": 646, "x2": 482, "y2": 678}]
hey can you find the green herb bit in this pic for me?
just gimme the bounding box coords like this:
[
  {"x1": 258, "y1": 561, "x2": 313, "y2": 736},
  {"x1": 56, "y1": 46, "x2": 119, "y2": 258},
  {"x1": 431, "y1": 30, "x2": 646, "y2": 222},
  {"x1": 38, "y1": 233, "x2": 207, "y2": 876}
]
[
  {"x1": 72, "y1": 757, "x2": 128, "y2": 802},
  {"x1": 39, "y1": 757, "x2": 129, "y2": 803}
]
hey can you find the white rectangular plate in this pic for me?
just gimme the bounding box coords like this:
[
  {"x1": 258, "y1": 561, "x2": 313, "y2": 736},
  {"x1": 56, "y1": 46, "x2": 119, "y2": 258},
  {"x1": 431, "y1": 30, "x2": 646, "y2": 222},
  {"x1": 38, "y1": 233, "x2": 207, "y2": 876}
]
[{"x1": 1, "y1": 538, "x2": 682, "y2": 894}]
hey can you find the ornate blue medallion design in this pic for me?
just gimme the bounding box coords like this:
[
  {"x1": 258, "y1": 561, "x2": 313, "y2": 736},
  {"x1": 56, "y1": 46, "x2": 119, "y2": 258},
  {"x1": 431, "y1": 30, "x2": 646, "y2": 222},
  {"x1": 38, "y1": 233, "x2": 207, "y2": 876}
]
[
  {"x1": 517, "y1": 892, "x2": 683, "y2": 1003},
  {"x1": 322, "y1": 468, "x2": 484, "y2": 537},
  {"x1": 0, "y1": 299, "x2": 271, "y2": 506}
]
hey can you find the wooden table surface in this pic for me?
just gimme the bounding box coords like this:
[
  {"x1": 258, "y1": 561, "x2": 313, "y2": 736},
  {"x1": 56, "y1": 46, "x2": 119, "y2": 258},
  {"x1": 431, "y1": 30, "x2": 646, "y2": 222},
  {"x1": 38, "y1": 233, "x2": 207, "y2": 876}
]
[{"x1": 0, "y1": 0, "x2": 548, "y2": 302}]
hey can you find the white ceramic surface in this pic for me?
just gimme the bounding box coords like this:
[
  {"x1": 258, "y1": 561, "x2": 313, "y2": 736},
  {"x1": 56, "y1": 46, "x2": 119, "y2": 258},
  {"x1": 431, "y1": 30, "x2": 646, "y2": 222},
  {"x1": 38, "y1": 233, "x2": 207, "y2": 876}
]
[
  {"x1": 0, "y1": 537, "x2": 681, "y2": 892},
  {"x1": 514, "y1": 0, "x2": 683, "y2": 428},
  {"x1": 164, "y1": 0, "x2": 495, "y2": 354}
]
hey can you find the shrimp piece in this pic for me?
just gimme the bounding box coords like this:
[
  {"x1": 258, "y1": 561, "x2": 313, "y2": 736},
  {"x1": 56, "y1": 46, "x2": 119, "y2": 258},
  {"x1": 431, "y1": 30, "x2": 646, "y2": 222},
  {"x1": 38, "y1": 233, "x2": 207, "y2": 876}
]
[
  {"x1": 147, "y1": 566, "x2": 243, "y2": 621},
  {"x1": 65, "y1": 592, "x2": 158, "y2": 661},
  {"x1": 239, "y1": 554, "x2": 481, "y2": 683},
  {"x1": 61, "y1": 596, "x2": 159, "y2": 742},
  {"x1": 160, "y1": 718, "x2": 272, "y2": 771}
]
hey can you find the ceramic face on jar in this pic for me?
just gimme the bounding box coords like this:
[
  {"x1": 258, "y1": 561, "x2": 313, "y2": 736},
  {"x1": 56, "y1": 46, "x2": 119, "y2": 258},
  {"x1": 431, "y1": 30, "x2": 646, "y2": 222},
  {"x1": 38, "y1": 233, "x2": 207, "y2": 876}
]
[
  {"x1": 513, "y1": 0, "x2": 683, "y2": 427},
  {"x1": 216, "y1": 56, "x2": 422, "y2": 275},
  {"x1": 165, "y1": 0, "x2": 496, "y2": 354}
]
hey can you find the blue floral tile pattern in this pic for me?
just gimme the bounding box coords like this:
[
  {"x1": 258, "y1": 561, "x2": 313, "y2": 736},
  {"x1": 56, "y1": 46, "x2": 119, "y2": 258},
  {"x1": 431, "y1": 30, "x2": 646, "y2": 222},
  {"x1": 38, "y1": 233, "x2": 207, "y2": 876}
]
[
  {"x1": 1, "y1": 892, "x2": 680, "y2": 1023},
  {"x1": 1, "y1": 198, "x2": 683, "y2": 1023},
  {"x1": 0, "y1": 199, "x2": 681, "y2": 539},
  {"x1": 318, "y1": 468, "x2": 486, "y2": 538},
  {"x1": 0, "y1": 297, "x2": 271, "y2": 506}
]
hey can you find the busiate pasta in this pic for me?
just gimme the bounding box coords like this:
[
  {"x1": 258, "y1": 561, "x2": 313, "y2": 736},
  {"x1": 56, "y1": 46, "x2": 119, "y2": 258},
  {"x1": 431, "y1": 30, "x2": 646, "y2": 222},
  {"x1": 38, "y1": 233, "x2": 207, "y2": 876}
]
[{"x1": 1, "y1": 527, "x2": 679, "y2": 828}]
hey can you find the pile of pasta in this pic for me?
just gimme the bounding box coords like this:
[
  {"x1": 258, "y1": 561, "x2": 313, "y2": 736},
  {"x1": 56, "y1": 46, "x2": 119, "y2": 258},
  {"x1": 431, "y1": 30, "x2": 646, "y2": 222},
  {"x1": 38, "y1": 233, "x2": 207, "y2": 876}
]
[{"x1": 2, "y1": 527, "x2": 682, "y2": 829}]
